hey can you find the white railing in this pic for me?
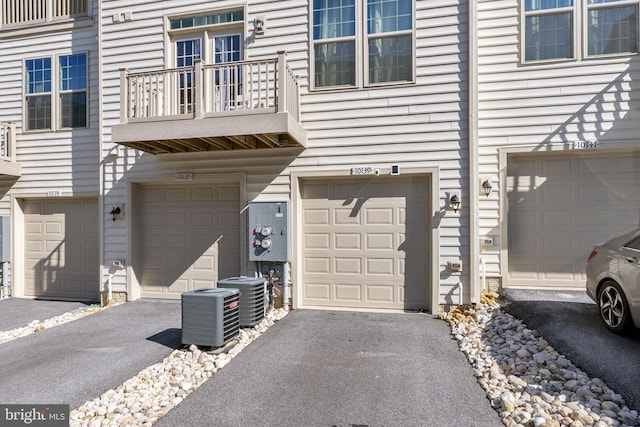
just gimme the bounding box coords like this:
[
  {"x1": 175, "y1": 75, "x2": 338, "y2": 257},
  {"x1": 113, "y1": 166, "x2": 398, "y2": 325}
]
[
  {"x1": 0, "y1": 122, "x2": 15, "y2": 161},
  {"x1": 1, "y1": 0, "x2": 86, "y2": 26},
  {"x1": 120, "y1": 52, "x2": 300, "y2": 124}
]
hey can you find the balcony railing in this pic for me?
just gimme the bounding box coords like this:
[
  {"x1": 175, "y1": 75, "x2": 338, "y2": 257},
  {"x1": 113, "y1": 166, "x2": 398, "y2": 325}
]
[
  {"x1": 1, "y1": 0, "x2": 87, "y2": 26},
  {"x1": 120, "y1": 52, "x2": 300, "y2": 125},
  {"x1": 0, "y1": 122, "x2": 15, "y2": 161}
]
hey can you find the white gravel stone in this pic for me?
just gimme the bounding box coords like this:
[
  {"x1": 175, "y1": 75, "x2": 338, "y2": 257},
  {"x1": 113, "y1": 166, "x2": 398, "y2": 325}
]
[{"x1": 439, "y1": 296, "x2": 640, "y2": 427}]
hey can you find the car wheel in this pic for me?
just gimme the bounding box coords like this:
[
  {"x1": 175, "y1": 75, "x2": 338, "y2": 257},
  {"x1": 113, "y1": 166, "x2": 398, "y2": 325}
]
[{"x1": 597, "y1": 280, "x2": 631, "y2": 333}]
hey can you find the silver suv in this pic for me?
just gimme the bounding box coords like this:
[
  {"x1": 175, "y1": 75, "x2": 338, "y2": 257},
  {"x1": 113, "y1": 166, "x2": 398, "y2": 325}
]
[{"x1": 586, "y1": 227, "x2": 640, "y2": 334}]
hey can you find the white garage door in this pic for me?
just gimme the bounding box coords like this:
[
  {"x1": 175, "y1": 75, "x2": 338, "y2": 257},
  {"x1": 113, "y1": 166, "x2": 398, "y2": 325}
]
[
  {"x1": 301, "y1": 176, "x2": 430, "y2": 311},
  {"x1": 507, "y1": 151, "x2": 640, "y2": 289},
  {"x1": 138, "y1": 183, "x2": 241, "y2": 299},
  {"x1": 24, "y1": 198, "x2": 99, "y2": 300}
]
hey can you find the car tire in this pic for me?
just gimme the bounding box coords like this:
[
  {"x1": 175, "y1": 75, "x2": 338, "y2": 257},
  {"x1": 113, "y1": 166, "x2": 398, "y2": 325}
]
[{"x1": 597, "y1": 280, "x2": 632, "y2": 333}]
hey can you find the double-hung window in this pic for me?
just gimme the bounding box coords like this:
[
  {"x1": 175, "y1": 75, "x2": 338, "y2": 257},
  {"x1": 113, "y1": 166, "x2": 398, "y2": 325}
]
[
  {"x1": 523, "y1": 0, "x2": 638, "y2": 62},
  {"x1": 524, "y1": 0, "x2": 574, "y2": 61},
  {"x1": 25, "y1": 53, "x2": 87, "y2": 131},
  {"x1": 587, "y1": 0, "x2": 638, "y2": 55},
  {"x1": 312, "y1": 0, "x2": 414, "y2": 89}
]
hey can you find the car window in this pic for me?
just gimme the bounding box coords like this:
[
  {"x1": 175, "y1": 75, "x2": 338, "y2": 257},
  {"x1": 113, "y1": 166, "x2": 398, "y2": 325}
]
[{"x1": 623, "y1": 236, "x2": 640, "y2": 250}]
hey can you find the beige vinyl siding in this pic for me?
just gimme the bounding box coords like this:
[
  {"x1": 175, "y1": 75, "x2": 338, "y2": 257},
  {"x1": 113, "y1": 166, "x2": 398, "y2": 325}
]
[
  {"x1": 477, "y1": 0, "x2": 640, "y2": 285},
  {"x1": 0, "y1": 15, "x2": 100, "y2": 197},
  {"x1": 101, "y1": 0, "x2": 470, "y2": 304}
]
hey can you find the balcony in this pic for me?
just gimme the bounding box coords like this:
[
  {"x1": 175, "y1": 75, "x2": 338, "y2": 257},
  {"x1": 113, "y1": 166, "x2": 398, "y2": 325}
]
[
  {"x1": 111, "y1": 52, "x2": 307, "y2": 155},
  {"x1": 0, "y1": 122, "x2": 21, "y2": 181}
]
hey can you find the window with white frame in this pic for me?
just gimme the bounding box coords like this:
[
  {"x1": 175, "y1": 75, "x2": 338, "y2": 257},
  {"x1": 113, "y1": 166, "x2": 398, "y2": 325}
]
[
  {"x1": 312, "y1": 0, "x2": 414, "y2": 89},
  {"x1": 25, "y1": 53, "x2": 87, "y2": 131},
  {"x1": 523, "y1": 0, "x2": 638, "y2": 62}
]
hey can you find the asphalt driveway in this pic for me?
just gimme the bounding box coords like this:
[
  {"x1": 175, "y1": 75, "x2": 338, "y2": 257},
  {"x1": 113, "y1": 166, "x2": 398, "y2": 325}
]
[
  {"x1": 0, "y1": 300, "x2": 501, "y2": 426},
  {"x1": 502, "y1": 289, "x2": 640, "y2": 412},
  {"x1": 0, "y1": 299, "x2": 182, "y2": 408},
  {"x1": 157, "y1": 309, "x2": 501, "y2": 427}
]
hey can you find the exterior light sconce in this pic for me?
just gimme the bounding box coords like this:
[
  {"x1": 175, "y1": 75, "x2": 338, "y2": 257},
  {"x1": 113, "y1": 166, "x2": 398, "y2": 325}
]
[
  {"x1": 449, "y1": 194, "x2": 461, "y2": 213},
  {"x1": 253, "y1": 16, "x2": 266, "y2": 34},
  {"x1": 110, "y1": 206, "x2": 121, "y2": 222},
  {"x1": 481, "y1": 176, "x2": 494, "y2": 197}
]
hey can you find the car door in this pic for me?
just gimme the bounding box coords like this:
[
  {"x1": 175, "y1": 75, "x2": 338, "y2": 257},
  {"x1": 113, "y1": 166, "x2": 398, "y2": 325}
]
[{"x1": 619, "y1": 234, "x2": 640, "y2": 310}]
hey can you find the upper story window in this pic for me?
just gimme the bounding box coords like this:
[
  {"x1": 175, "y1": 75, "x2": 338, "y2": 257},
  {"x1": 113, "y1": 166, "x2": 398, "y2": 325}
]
[
  {"x1": 523, "y1": 0, "x2": 638, "y2": 62},
  {"x1": 312, "y1": 0, "x2": 414, "y2": 89},
  {"x1": 1, "y1": 0, "x2": 87, "y2": 27},
  {"x1": 25, "y1": 53, "x2": 87, "y2": 131}
]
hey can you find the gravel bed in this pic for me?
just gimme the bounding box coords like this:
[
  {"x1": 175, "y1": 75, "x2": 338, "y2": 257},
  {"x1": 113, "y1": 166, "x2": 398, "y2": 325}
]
[
  {"x1": 0, "y1": 304, "x2": 105, "y2": 345},
  {"x1": 439, "y1": 292, "x2": 639, "y2": 427}
]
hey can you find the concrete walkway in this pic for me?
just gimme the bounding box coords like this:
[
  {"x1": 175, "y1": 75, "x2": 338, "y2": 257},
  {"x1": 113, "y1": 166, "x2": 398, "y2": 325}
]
[{"x1": 157, "y1": 309, "x2": 502, "y2": 427}]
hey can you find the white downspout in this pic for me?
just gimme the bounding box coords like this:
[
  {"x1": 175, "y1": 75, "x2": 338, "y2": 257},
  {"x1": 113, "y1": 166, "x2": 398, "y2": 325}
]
[
  {"x1": 107, "y1": 273, "x2": 113, "y2": 303},
  {"x1": 468, "y1": 0, "x2": 480, "y2": 305},
  {"x1": 480, "y1": 256, "x2": 486, "y2": 291},
  {"x1": 458, "y1": 281, "x2": 463, "y2": 306},
  {"x1": 282, "y1": 261, "x2": 290, "y2": 311}
]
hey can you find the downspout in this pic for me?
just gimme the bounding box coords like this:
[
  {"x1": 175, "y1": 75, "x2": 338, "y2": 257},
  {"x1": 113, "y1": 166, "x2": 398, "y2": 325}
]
[
  {"x1": 282, "y1": 261, "x2": 290, "y2": 311},
  {"x1": 97, "y1": 0, "x2": 107, "y2": 306},
  {"x1": 468, "y1": 0, "x2": 480, "y2": 304}
]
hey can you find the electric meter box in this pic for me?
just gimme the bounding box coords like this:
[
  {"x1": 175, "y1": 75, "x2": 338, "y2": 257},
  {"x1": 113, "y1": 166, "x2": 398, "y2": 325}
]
[
  {"x1": 0, "y1": 216, "x2": 10, "y2": 262},
  {"x1": 248, "y1": 202, "x2": 289, "y2": 262}
]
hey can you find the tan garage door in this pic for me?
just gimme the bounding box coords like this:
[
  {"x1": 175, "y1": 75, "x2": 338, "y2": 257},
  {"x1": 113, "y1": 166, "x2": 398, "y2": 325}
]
[
  {"x1": 24, "y1": 198, "x2": 99, "y2": 300},
  {"x1": 138, "y1": 183, "x2": 241, "y2": 299},
  {"x1": 507, "y1": 151, "x2": 640, "y2": 289},
  {"x1": 301, "y1": 176, "x2": 430, "y2": 310}
]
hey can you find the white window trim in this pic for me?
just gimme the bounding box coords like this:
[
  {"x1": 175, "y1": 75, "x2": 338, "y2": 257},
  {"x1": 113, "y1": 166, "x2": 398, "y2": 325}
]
[
  {"x1": 521, "y1": 0, "x2": 639, "y2": 64},
  {"x1": 164, "y1": 6, "x2": 247, "y2": 69},
  {"x1": 310, "y1": 0, "x2": 416, "y2": 91},
  {"x1": 23, "y1": 52, "x2": 89, "y2": 133}
]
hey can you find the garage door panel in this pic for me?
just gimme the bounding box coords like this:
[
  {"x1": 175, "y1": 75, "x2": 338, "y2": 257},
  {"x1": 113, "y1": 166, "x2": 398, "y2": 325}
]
[
  {"x1": 335, "y1": 284, "x2": 361, "y2": 302},
  {"x1": 366, "y1": 284, "x2": 394, "y2": 303},
  {"x1": 335, "y1": 233, "x2": 360, "y2": 249},
  {"x1": 366, "y1": 258, "x2": 395, "y2": 275},
  {"x1": 508, "y1": 151, "x2": 640, "y2": 288},
  {"x1": 334, "y1": 257, "x2": 361, "y2": 274},
  {"x1": 304, "y1": 209, "x2": 330, "y2": 225},
  {"x1": 334, "y1": 208, "x2": 360, "y2": 225},
  {"x1": 305, "y1": 257, "x2": 331, "y2": 274},
  {"x1": 304, "y1": 282, "x2": 331, "y2": 300},
  {"x1": 301, "y1": 176, "x2": 430, "y2": 311}
]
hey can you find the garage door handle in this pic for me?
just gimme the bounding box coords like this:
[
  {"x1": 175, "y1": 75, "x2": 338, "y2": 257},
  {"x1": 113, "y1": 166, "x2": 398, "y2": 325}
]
[{"x1": 626, "y1": 256, "x2": 639, "y2": 264}]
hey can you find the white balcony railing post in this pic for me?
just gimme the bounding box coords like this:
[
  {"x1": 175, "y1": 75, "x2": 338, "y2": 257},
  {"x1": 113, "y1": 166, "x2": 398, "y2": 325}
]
[
  {"x1": 8, "y1": 122, "x2": 14, "y2": 161},
  {"x1": 119, "y1": 68, "x2": 128, "y2": 124},
  {"x1": 276, "y1": 51, "x2": 287, "y2": 113},
  {"x1": 195, "y1": 59, "x2": 203, "y2": 119}
]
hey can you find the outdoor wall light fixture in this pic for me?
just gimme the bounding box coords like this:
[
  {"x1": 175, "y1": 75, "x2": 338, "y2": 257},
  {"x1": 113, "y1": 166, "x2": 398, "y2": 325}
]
[
  {"x1": 253, "y1": 17, "x2": 265, "y2": 34},
  {"x1": 481, "y1": 177, "x2": 494, "y2": 197},
  {"x1": 449, "y1": 194, "x2": 461, "y2": 213},
  {"x1": 110, "y1": 206, "x2": 121, "y2": 222}
]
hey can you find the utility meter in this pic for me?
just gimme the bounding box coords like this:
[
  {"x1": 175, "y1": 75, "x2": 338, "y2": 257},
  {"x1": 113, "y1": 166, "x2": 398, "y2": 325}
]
[{"x1": 249, "y1": 202, "x2": 289, "y2": 262}]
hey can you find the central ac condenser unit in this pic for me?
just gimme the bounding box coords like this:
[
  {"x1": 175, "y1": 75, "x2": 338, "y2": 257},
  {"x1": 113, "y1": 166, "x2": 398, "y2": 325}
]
[
  {"x1": 217, "y1": 276, "x2": 266, "y2": 327},
  {"x1": 181, "y1": 288, "x2": 240, "y2": 348}
]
